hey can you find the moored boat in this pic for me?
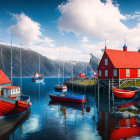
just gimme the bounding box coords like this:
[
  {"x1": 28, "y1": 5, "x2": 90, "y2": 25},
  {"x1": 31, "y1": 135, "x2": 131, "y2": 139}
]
[
  {"x1": 112, "y1": 87, "x2": 137, "y2": 99},
  {"x1": 54, "y1": 85, "x2": 67, "y2": 92},
  {"x1": 49, "y1": 94, "x2": 86, "y2": 103},
  {"x1": 32, "y1": 72, "x2": 44, "y2": 82},
  {"x1": 0, "y1": 85, "x2": 31, "y2": 118}
]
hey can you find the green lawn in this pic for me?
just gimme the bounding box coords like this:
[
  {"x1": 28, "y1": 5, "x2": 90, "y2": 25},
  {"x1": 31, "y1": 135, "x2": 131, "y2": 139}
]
[{"x1": 71, "y1": 80, "x2": 96, "y2": 86}]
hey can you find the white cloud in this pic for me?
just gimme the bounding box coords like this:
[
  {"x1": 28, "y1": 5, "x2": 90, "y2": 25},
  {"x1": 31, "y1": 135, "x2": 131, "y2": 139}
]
[
  {"x1": 58, "y1": 0, "x2": 127, "y2": 40},
  {"x1": 58, "y1": 0, "x2": 140, "y2": 57},
  {"x1": 12, "y1": 13, "x2": 42, "y2": 46},
  {"x1": 30, "y1": 45, "x2": 87, "y2": 61},
  {"x1": 125, "y1": 11, "x2": 140, "y2": 21},
  {"x1": 81, "y1": 37, "x2": 89, "y2": 43},
  {"x1": 11, "y1": 13, "x2": 56, "y2": 48}
]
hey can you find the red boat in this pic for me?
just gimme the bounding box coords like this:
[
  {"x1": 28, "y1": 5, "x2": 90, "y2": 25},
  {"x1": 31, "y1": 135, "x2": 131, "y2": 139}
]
[
  {"x1": 32, "y1": 72, "x2": 44, "y2": 82},
  {"x1": 112, "y1": 87, "x2": 137, "y2": 99},
  {"x1": 49, "y1": 94, "x2": 86, "y2": 103},
  {"x1": 54, "y1": 85, "x2": 67, "y2": 92},
  {"x1": 0, "y1": 86, "x2": 31, "y2": 118}
]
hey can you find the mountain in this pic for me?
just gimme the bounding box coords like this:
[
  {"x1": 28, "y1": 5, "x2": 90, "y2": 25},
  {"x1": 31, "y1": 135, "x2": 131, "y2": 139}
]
[
  {"x1": 0, "y1": 44, "x2": 99, "y2": 77},
  {"x1": 89, "y1": 53, "x2": 100, "y2": 71}
]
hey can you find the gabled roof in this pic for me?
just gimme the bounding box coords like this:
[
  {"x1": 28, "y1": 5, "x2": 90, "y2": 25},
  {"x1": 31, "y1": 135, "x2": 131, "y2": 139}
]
[
  {"x1": 2, "y1": 86, "x2": 19, "y2": 89},
  {"x1": 105, "y1": 49, "x2": 140, "y2": 68},
  {"x1": 0, "y1": 70, "x2": 11, "y2": 85}
]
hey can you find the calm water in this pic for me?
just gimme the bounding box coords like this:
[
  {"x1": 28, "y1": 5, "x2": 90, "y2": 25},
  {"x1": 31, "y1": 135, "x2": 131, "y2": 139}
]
[{"x1": 1, "y1": 78, "x2": 140, "y2": 140}]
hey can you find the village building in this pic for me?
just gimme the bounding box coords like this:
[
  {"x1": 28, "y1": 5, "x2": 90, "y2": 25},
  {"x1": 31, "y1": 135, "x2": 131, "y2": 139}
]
[{"x1": 97, "y1": 45, "x2": 140, "y2": 87}]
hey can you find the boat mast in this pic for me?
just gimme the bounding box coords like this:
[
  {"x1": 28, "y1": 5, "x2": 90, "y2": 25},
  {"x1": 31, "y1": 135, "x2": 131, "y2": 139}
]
[
  {"x1": 58, "y1": 49, "x2": 60, "y2": 85},
  {"x1": 11, "y1": 27, "x2": 13, "y2": 83},
  {"x1": 39, "y1": 53, "x2": 40, "y2": 74},
  {"x1": 62, "y1": 48, "x2": 64, "y2": 85},
  {"x1": 20, "y1": 49, "x2": 22, "y2": 91}
]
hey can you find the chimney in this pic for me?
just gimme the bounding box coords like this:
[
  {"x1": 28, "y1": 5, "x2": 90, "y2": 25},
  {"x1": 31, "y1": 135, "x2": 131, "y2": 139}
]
[{"x1": 123, "y1": 44, "x2": 127, "y2": 51}]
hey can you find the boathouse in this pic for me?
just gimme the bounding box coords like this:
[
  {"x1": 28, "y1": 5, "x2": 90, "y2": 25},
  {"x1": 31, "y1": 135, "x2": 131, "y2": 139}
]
[{"x1": 97, "y1": 45, "x2": 140, "y2": 87}]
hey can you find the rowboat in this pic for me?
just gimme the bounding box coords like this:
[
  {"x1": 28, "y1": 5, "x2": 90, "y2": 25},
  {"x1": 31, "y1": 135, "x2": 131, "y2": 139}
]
[
  {"x1": 49, "y1": 94, "x2": 86, "y2": 103},
  {"x1": 32, "y1": 73, "x2": 44, "y2": 82},
  {"x1": 54, "y1": 85, "x2": 67, "y2": 92},
  {"x1": 112, "y1": 87, "x2": 137, "y2": 99}
]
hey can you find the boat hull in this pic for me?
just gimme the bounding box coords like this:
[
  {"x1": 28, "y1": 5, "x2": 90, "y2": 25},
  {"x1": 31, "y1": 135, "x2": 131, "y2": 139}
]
[
  {"x1": 32, "y1": 78, "x2": 44, "y2": 83},
  {"x1": 113, "y1": 88, "x2": 136, "y2": 99},
  {"x1": 0, "y1": 97, "x2": 30, "y2": 118},
  {"x1": 54, "y1": 85, "x2": 67, "y2": 92},
  {"x1": 49, "y1": 94, "x2": 86, "y2": 103}
]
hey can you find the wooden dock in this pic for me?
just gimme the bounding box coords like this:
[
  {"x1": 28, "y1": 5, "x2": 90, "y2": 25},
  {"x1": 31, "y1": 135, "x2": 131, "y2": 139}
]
[{"x1": 64, "y1": 78, "x2": 97, "y2": 92}]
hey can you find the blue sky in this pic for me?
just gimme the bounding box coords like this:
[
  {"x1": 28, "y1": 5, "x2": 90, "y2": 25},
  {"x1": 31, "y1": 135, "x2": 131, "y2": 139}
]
[{"x1": 0, "y1": 0, "x2": 140, "y2": 61}]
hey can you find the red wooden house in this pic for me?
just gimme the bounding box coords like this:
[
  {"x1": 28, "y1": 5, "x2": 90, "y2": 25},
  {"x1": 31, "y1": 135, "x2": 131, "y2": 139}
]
[{"x1": 97, "y1": 45, "x2": 140, "y2": 80}]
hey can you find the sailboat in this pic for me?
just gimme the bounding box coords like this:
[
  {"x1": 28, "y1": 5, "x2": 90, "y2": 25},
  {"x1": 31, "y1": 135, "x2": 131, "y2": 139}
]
[
  {"x1": 32, "y1": 53, "x2": 44, "y2": 82},
  {"x1": 0, "y1": 28, "x2": 31, "y2": 118},
  {"x1": 54, "y1": 57, "x2": 67, "y2": 92}
]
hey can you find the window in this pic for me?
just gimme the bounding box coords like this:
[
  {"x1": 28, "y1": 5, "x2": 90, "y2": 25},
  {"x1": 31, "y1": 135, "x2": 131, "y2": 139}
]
[
  {"x1": 99, "y1": 70, "x2": 102, "y2": 76},
  {"x1": 105, "y1": 58, "x2": 108, "y2": 65},
  {"x1": 126, "y1": 69, "x2": 130, "y2": 77},
  {"x1": 113, "y1": 69, "x2": 117, "y2": 76},
  {"x1": 138, "y1": 69, "x2": 140, "y2": 77},
  {"x1": 105, "y1": 70, "x2": 108, "y2": 77}
]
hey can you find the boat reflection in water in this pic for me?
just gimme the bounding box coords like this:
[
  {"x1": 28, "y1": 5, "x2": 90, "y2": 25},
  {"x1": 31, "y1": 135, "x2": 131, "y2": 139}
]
[
  {"x1": 97, "y1": 111, "x2": 140, "y2": 140},
  {"x1": 0, "y1": 110, "x2": 30, "y2": 139},
  {"x1": 49, "y1": 100, "x2": 86, "y2": 111}
]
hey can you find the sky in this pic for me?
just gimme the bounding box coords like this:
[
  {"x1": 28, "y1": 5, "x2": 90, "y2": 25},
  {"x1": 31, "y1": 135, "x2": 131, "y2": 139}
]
[{"x1": 0, "y1": 0, "x2": 140, "y2": 61}]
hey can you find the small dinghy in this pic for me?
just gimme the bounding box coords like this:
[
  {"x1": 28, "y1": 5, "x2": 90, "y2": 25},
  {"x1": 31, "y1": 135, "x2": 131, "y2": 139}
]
[
  {"x1": 54, "y1": 85, "x2": 67, "y2": 92},
  {"x1": 32, "y1": 72, "x2": 44, "y2": 82},
  {"x1": 113, "y1": 87, "x2": 138, "y2": 99},
  {"x1": 49, "y1": 94, "x2": 86, "y2": 103}
]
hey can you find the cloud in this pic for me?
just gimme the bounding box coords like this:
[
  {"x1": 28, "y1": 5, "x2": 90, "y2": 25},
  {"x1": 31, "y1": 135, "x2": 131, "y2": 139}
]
[
  {"x1": 126, "y1": 11, "x2": 140, "y2": 21},
  {"x1": 58, "y1": 0, "x2": 127, "y2": 40},
  {"x1": 11, "y1": 13, "x2": 55, "y2": 48},
  {"x1": 58, "y1": 0, "x2": 140, "y2": 57},
  {"x1": 81, "y1": 37, "x2": 89, "y2": 43},
  {"x1": 12, "y1": 13, "x2": 42, "y2": 46},
  {"x1": 10, "y1": 13, "x2": 91, "y2": 61},
  {"x1": 30, "y1": 45, "x2": 86, "y2": 61}
]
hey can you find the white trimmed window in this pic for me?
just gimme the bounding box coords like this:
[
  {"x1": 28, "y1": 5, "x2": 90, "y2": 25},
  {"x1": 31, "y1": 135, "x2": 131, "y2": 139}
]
[
  {"x1": 99, "y1": 70, "x2": 102, "y2": 76},
  {"x1": 105, "y1": 58, "x2": 108, "y2": 65},
  {"x1": 126, "y1": 69, "x2": 130, "y2": 77},
  {"x1": 105, "y1": 70, "x2": 108, "y2": 77},
  {"x1": 138, "y1": 69, "x2": 140, "y2": 77},
  {"x1": 113, "y1": 69, "x2": 117, "y2": 76}
]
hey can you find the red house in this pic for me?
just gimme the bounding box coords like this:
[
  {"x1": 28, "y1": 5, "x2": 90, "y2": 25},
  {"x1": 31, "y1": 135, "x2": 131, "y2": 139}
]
[{"x1": 97, "y1": 45, "x2": 140, "y2": 80}]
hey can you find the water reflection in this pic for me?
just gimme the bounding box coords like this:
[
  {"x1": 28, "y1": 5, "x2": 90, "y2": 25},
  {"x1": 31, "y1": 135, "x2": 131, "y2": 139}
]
[
  {"x1": 0, "y1": 111, "x2": 30, "y2": 139},
  {"x1": 98, "y1": 111, "x2": 140, "y2": 140},
  {"x1": 2, "y1": 78, "x2": 140, "y2": 140}
]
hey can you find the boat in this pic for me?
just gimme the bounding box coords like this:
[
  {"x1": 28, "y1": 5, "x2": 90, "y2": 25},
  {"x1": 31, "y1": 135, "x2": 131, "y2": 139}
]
[
  {"x1": 54, "y1": 52, "x2": 67, "y2": 92},
  {"x1": 49, "y1": 94, "x2": 86, "y2": 103},
  {"x1": 0, "y1": 83, "x2": 31, "y2": 118},
  {"x1": 112, "y1": 87, "x2": 137, "y2": 99},
  {"x1": 54, "y1": 85, "x2": 67, "y2": 92},
  {"x1": 0, "y1": 29, "x2": 31, "y2": 118},
  {"x1": 32, "y1": 72, "x2": 44, "y2": 82},
  {"x1": 32, "y1": 53, "x2": 44, "y2": 83}
]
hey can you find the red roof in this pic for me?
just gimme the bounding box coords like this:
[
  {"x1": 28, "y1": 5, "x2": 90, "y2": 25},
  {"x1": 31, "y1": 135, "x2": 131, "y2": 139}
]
[
  {"x1": 2, "y1": 86, "x2": 19, "y2": 89},
  {"x1": 0, "y1": 70, "x2": 11, "y2": 85},
  {"x1": 106, "y1": 49, "x2": 140, "y2": 68}
]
